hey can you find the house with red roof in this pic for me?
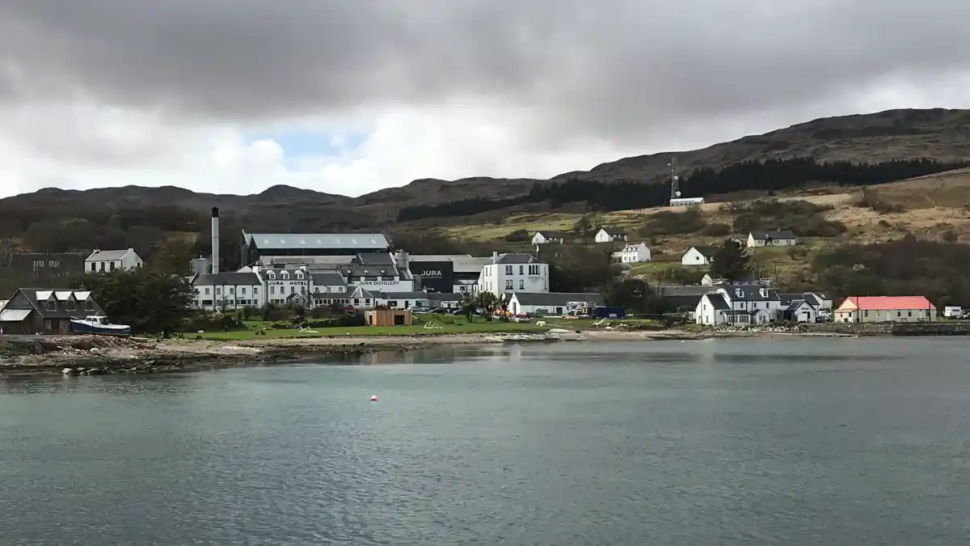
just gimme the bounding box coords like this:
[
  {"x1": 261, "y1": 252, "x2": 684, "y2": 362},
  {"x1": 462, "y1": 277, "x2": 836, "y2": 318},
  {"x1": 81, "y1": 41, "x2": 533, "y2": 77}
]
[{"x1": 834, "y1": 296, "x2": 936, "y2": 323}]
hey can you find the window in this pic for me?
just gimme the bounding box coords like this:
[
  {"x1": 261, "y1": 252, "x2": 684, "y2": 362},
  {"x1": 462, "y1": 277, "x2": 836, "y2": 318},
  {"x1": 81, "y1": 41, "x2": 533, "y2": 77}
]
[
  {"x1": 505, "y1": 265, "x2": 513, "y2": 275},
  {"x1": 281, "y1": 272, "x2": 290, "y2": 280},
  {"x1": 506, "y1": 280, "x2": 513, "y2": 289},
  {"x1": 240, "y1": 287, "x2": 247, "y2": 295},
  {"x1": 290, "y1": 286, "x2": 295, "y2": 294},
  {"x1": 300, "y1": 287, "x2": 306, "y2": 295},
  {"x1": 228, "y1": 287, "x2": 234, "y2": 294},
  {"x1": 365, "y1": 299, "x2": 371, "y2": 306},
  {"x1": 354, "y1": 299, "x2": 360, "y2": 306},
  {"x1": 204, "y1": 288, "x2": 210, "y2": 295},
  {"x1": 528, "y1": 264, "x2": 540, "y2": 275},
  {"x1": 267, "y1": 272, "x2": 276, "y2": 280},
  {"x1": 519, "y1": 279, "x2": 524, "y2": 290},
  {"x1": 908, "y1": 311, "x2": 913, "y2": 317},
  {"x1": 519, "y1": 265, "x2": 524, "y2": 275},
  {"x1": 296, "y1": 272, "x2": 304, "y2": 279},
  {"x1": 110, "y1": 262, "x2": 115, "y2": 271},
  {"x1": 85, "y1": 300, "x2": 94, "y2": 311},
  {"x1": 90, "y1": 263, "x2": 96, "y2": 272},
  {"x1": 99, "y1": 262, "x2": 105, "y2": 272},
  {"x1": 253, "y1": 287, "x2": 258, "y2": 294},
  {"x1": 865, "y1": 310, "x2": 869, "y2": 317},
  {"x1": 46, "y1": 299, "x2": 56, "y2": 311},
  {"x1": 315, "y1": 286, "x2": 321, "y2": 293},
  {"x1": 216, "y1": 287, "x2": 221, "y2": 294},
  {"x1": 270, "y1": 286, "x2": 275, "y2": 295},
  {"x1": 66, "y1": 299, "x2": 76, "y2": 311}
]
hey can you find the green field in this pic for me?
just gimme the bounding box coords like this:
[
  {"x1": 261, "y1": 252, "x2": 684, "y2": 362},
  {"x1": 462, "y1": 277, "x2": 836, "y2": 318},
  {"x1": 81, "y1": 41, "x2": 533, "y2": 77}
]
[
  {"x1": 189, "y1": 316, "x2": 547, "y2": 341},
  {"x1": 183, "y1": 315, "x2": 670, "y2": 341}
]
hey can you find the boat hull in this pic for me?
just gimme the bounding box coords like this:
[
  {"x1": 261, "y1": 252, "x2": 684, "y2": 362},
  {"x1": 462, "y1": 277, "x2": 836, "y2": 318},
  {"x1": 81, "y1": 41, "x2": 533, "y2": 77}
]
[{"x1": 70, "y1": 320, "x2": 131, "y2": 336}]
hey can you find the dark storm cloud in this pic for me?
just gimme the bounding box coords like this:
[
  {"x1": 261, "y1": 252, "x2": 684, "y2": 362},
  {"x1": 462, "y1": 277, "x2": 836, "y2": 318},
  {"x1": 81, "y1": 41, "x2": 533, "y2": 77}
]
[{"x1": 2, "y1": 0, "x2": 970, "y2": 142}]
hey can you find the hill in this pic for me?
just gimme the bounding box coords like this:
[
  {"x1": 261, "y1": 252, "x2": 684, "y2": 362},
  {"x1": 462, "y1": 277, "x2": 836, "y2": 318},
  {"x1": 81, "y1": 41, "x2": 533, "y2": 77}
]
[
  {"x1": 557, "y1": 108, "x2": 970, "y2": 183},
  {"x1": 2, "y1": 108, "x2": 970, "y2": 279}
]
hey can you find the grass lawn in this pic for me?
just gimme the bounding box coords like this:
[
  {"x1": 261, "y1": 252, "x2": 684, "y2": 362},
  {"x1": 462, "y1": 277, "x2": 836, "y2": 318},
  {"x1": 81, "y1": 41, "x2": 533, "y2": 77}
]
[{"x1": 189, "y1": 316, "x2": 550, "y2": 341}]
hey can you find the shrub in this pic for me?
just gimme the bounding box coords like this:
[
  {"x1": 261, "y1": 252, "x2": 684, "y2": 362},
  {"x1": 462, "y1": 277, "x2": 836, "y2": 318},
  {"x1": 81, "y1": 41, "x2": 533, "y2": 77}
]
[
  {"x1": 643, "y1": 209, "x2": 706, "y2": 235},
  {"x1": 702, "y1": 222, "x2": 731, "y2": 236},
  {"x1": 504, "y1": 229, "x2": 530, "y2": 242},
  {"x1": 854, "y1": 188, "x2": 906, "y2": 213}
]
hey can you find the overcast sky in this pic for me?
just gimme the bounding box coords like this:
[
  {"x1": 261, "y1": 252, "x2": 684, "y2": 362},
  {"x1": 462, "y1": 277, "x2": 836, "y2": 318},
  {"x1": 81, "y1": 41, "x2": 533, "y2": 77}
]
[{"x1": 2, "y1": 0, "x2": 970, "y2": 198}]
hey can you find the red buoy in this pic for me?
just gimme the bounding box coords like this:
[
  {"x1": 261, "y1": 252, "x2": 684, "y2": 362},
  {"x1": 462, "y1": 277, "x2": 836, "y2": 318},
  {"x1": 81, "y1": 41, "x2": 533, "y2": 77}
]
[{"x1": 371, "y1": 395, "x2": 378, "y2": 402}]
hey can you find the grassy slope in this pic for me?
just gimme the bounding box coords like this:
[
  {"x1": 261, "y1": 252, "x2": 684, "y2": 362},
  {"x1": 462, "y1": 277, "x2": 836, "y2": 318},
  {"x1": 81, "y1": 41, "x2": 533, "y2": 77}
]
[{"x1": 437, "y1": 169, "x2": 970, "y2": 287}]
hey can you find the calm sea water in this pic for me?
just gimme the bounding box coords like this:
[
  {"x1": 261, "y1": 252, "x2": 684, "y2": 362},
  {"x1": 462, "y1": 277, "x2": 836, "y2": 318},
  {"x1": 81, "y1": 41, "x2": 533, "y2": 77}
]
[{"x1": 2, "y1": 339, "x2": 970, "y2": 545}]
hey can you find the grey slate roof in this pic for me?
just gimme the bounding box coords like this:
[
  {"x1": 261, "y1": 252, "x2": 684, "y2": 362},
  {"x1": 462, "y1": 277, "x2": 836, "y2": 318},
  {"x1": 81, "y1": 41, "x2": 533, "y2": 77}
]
[
  {"x1": 409, "y1": 255, "x2": 492, "y2": 274},
  {"x1": 511, "y1": 292, "x2": 605, "y2": 306},
  {"x1": 785, "y1": 299, "x2": 815, "y2": 312},
  {"x1": 495, "y1": 253, "x2": 542, "y2": 264},
  {"x1": 339, "y1": 265, "x2": 400, "y2": 277},
  {"x1": 248, "y1": 233, "x2": 389, "y2": 250},
  {"x1": 357, "y1": 253, "x2": 396, "y2": 265},
  {"x1": 375, "y1": 292, "x2": 432, "y2": 300},
  {"x1": 750, "y1": 230, "x2": 796, "y2": 240},
  {"x1": 428, "y1": 292, "x2": 466, "y2": 302},
  {"x1": 535, "y1": 231, "x2": 567, "y2": 239},
  {"x1": 193, "y1": 272, "x2": 262, "y2": 286},
  {"x1": 3, "y1": 288, "x2": 105, "y2": 320},
  {"x1": 706, "y1": 293, "x2": 730, "y2": 310},
  {"x1": 310, "y1": 272, "x2": 346, "y2": 286},
  {"x1": 723, "y1": 285, "x2": 779, "y2": 302},
  {"x1": 86, "y1": 249, "x2": 134, "y2": 262},
  {"x1": 658, "y1": 285, "x2": 711, "y2": 297},
  {"x1": 258, "y1": 255, "x2": 355, "y2": 267},
  {"x1": 663, "y1": 294, "x2": 705, "y2": 310}
]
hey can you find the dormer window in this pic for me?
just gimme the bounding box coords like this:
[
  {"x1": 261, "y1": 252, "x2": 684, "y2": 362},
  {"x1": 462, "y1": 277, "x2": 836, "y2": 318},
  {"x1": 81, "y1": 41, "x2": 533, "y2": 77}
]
[
  {"x1": 66, "y1": 299, "x2": 76, "y2": 311},
  {"x1": 267, "y1": 271, "x2": 276, "y2": 280},
  {"x1": 296, "y1": 272, "x2": 304, "y2": 280},
  {"x1": 46, "y1": 299, "x2": 56, "y2": 311},
  {"x1": 281, "y1": 271, "x2": 290, "y2": 280},
  {"x1": 759, "y1": 288, "x2": 768, "y2": 298},
  {"x1": 735, "y1": 288, "x2": 742, "y2": 298},
  {"x1": 85, "y1": 300, "x2": 94, "y2": 311}
]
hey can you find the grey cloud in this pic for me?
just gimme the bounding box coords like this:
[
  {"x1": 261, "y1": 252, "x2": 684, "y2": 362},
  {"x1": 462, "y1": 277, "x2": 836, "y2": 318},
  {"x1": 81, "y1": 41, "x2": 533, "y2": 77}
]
[{"x1": 2, "y1": 0, "x2": 970, "y2": 145}]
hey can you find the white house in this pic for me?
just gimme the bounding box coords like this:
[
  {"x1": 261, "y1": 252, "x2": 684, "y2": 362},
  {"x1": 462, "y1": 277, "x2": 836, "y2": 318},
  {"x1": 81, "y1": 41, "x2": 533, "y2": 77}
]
[
  {"x1": 681, "y1": 246, "x2": 717, "y2": 266},
  {"x1": 192, "y1": 272, "x2": 264, "y2": 311},
  {"x1": 478, "y1": 253, "x2": 549, "y2": 296},
  {"x1": 506, "y1": 292, "x2": 604, "y2": 317},
  {"x1": 531, "y1": 231, "x2": 566, "y2": 245},
  {"x1": 695, "y1": 285, "x2": 782, "y2": 326},
  {"x1": 85, "y1": 248, "x2": 143, "y2": 273},
  {"x1": 309, "y1": 271, "x2": 350, "y2": 308},
  {"x1": 613, "y1": 242, "x2": 651, "y2": 264},
  {"x1": 594, "y1": 228, "x2": 628, "y2": 243},
  {"x1": 746, "y1": 230, "x2": 797, "y2": 248},
  {"x1": 779, "y1": 294, "x2": 818, "y2": 323}
]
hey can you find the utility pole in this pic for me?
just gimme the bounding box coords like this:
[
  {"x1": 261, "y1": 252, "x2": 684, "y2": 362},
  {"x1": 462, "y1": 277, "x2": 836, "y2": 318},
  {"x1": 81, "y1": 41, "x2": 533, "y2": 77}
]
[{"x1": 668, "y1": 157, "x2": 681, "y2": 205}]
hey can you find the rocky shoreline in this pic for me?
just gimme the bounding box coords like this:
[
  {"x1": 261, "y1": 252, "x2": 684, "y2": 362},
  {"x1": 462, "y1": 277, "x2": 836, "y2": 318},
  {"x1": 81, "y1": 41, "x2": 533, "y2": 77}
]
[{"x1": 0, "y1": 326, "x2": 865, "y2": 377}]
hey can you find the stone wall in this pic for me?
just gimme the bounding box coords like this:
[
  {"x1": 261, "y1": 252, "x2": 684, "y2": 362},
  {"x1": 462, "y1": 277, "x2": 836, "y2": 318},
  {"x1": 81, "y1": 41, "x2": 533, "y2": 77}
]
[{"x1": 805, "y1": 321, "x2": 970, "y2": 336}]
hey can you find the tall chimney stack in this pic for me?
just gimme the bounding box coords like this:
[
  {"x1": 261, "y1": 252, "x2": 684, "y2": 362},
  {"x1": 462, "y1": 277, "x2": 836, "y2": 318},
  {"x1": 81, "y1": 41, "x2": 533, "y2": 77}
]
[{"x1": 211, "y1": 207, "x2": 220, "y2": 274}]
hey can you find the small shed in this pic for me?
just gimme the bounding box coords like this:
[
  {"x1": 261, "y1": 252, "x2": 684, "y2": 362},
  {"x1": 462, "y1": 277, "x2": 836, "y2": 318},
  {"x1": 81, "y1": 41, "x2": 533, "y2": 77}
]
[{"x1": 365, "y1": 309, "x2": 412, "y2": 326}]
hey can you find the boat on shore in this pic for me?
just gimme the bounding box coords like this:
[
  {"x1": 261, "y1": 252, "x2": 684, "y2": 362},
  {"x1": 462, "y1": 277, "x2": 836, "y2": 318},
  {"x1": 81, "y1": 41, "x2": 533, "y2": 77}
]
[{"x1": 70, "y1": 316, "x2": 132, "y2": 336}]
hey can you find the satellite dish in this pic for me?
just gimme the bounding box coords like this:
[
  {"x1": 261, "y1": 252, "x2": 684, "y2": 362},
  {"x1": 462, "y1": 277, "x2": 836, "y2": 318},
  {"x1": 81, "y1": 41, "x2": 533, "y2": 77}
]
[{"x1": 675, "y1": 191, "x2": 682, "y2": 197}]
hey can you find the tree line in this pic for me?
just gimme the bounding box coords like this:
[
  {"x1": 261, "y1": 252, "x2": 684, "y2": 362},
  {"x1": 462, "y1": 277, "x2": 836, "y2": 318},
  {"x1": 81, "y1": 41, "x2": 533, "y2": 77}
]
[{"x1": 397, "y1": 157, "x2": 967, "y2": 221}]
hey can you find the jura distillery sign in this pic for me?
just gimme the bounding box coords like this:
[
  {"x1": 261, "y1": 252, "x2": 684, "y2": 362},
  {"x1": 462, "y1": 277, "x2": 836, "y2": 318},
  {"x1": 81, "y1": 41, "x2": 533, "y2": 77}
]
[{"x1": 411, "y1": 261, "x2": 454, "y2": 292}]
